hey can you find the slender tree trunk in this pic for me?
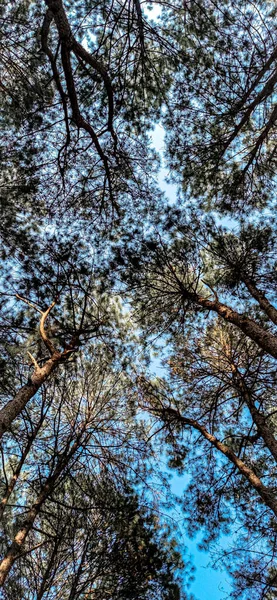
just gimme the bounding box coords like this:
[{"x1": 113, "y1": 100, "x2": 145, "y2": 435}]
[
  {"x1": 244, "y1": 278, "x2": 277, "y2": 326},
  {"x1": 0, "y1": 415, "x2": 46, "y2": 520},
  {"x1": 36, "y1": 537, "x2": 60, "y2": 600},
  {"x1": 0, "y1": 478, "x2": 57, "y2": 586},
  {"x1": 0, "y1": 430, "x2": 84, "y2": 586},
  {"x1": 67, "y1": 537, "x2": 89, "y2": 600},
  {"x1": 152, "y1": 406, "x2": 277, "y2": 518},
  {"x1": 230, "y1": 363, "x2": 277, "y2": 463}
]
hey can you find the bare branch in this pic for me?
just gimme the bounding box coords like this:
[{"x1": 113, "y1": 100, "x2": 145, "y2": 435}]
[
  {"x1": 39, "y1": 301, "x2": 57, "y2": 355},
  {"x1": 15, "y1": 295, "x2": 43, "y2": 315},
  {"x1": 27, "y1": 352, "x2": 40, "y2": 371}
]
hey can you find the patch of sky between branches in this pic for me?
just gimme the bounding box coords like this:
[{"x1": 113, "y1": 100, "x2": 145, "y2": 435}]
[
  {"x1": 147, "y1": 344, "x2": 232, "y2": 600},
  {"x1": 148, "y1": 124, "x2": 233, "y2": 600},
  {"x1": 151, "y1": 123, "x2": 179, "y2": 205},
  {"x1": 151, "y1": 123, "x2": 238, "y2": 238}
]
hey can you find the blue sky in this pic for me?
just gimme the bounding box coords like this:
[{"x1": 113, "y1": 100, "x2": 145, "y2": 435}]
[
  {"x1": 170, "y1": 473, "x2": 232, "y2": 600},
  {"x1": 150, "y1": 125, "x2": 233, "y2": 600}
]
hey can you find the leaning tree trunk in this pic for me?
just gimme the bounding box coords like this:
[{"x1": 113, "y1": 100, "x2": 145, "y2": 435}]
[
  {"x1": 230, "y1": 361, "x2": 277, "y2": 464},
  {"x1": 0, "y1": 353, "x2": 61, "y2": 440},
  {"x1": 0, "y1": 427, "x2": 85, "y2": 586},
  {"x1": 187, "y1": 288, "x2": 277, "y2": 359},
  {"x1": 0, "y1": 299, "x2": 79, "y2": 440},
  {"x1": 148, "y1": 404, "x2": 277, "y2": 519},
  {"x1": 0, "y1": 414, "x2": 45, "y2": 519}
]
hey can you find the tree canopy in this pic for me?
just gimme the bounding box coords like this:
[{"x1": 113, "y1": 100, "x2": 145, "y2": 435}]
[{"x1": 2, "y1": 1, "x2": 277, "y2": 599}]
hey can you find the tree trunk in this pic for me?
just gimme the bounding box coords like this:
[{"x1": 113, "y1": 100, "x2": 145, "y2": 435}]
[
  {"x1": 0, "y1": 352, "x2": 62, "y2": 440},
  {"x1": 36, "y1": 537, "x2": 61, "y2": 600},
  {"x1": 244, "y1": 278, "x2": 277, "y2": 326},
  {"x1": 0, "y1": 429, "x2": 84, "y2": 586},
  {"x1": 154, "y1": 406, "x2": 277, "y2": 519},
  {"x1": 230, "y1": 363, "x2": 277, "y2": 463},
  {"x1": 0, "y1": 416, "x2": 45, "y2": 519},
  {"x1": 182, "y1": 285, "x2": 277, "y2": 359},
  {"x1": 67, "y1": 537, "x2": 89, "y2": 600}
]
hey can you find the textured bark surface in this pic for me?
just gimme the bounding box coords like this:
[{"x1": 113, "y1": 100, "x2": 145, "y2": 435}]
[
  {"x1": 0, "y1": 353, "x2": 61, "y2": 440},
  {"x1": 244, "y1": 278, "x2": 277, "y2": 326},
  {"x1": 182, "y1": 286, "x2": 277, "y2": 359}
]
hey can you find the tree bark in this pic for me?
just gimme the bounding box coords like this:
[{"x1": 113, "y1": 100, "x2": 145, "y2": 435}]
[
  {"x1": 0, "y1": 352, "x2": 61, "y2": 440},
  {"x1": 181, "y1": 284, "x2": 277, "y2": 359},
  {"x1": 0, "y1": 477, "x2": 57, "y2": 586},
  {"x1": 244, "y1": 278, "x2": 277, "y2": 326}
]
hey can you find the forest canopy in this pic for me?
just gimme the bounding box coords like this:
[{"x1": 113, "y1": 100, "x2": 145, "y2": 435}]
[{"x1": 1, "y1": 1, "x2": 277, "y2": 599}]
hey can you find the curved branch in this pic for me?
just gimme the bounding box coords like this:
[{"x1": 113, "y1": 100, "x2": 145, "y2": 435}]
[
  {"x1": 60, "y1": 41, "x2": 119, "y2": 213},
  {"x1": 72, "y1": 41, "x2": 117, "y2": 143},
  {"x1": 44, "y1": 0, "x2": 117, "y2": 147},
  {"x1": 41, "y1": 8, "x2": 71, "y2": 149},
  {"x1": 39, "y1": 300, "x2": 57, "y2": 355}
]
